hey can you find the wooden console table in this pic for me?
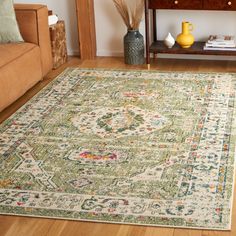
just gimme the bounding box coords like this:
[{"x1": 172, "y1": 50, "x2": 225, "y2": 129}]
[{"x1": 144, "y1": 0, "x2": 236, "y2": 65}]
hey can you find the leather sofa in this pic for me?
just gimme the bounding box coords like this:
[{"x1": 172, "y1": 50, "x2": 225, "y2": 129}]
[{"x1": 0, "y1": 4, "x2": 53, "y2": 112}]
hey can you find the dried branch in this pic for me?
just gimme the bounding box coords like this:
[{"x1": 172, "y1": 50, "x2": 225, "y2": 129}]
[
  {"x1": 131, "y1": 0, "x2": 144, "y2": 30},
  {"x1": 113, "y1": 0, "x2": 131, "y2": 29},
  {"x1": 113, "y1": 0, "x2": 144, "y2": 30}
]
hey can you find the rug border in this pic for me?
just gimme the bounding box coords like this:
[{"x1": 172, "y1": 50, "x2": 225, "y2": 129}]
[
  {"x1": 227, "y1": 83, "x2": 236, "y2": 230},
  {"x1": 2, "y1": 66, "x2": 236, "y2": 123},
  {"x1": 0, "y1": 212, "x2": 231, "y2": 231},
  {"x1": 69, "y1": 66, "x2": 236, "y2": 76},
  {"x1": 3, "y1": 66, "x2": 236, "y2": 126},
  {"x1": 230, "y1": 150, "x2": 236, "y2": 229},
  {"x1": 1, "y1": 67, "x2": 236, "y2": 231}
]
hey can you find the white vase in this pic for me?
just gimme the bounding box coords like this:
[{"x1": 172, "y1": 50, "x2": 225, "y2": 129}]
[{"x1": 164, "y1": 32, "x2": 175, "y2": 48}]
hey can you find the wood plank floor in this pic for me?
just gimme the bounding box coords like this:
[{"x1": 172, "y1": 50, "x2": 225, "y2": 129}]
[{"x1": 0, "y1": 57, "x2": 236, "y2": 236}]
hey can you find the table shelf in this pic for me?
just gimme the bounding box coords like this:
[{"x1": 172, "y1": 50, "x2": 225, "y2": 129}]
[
  {"x1": 150, "y1": 41, "x2": 236, "y2": 56},
  {"x1": 144, "y1": 0, "x2": 236, "y2": 65}
]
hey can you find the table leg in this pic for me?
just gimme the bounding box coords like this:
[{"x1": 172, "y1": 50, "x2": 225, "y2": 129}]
[
  {"x1": 153, "y1": 9, "x2": 157, "y2": 42},
  {"x1": 145, "y1": 0, "x2": 150, "y2": 66}
]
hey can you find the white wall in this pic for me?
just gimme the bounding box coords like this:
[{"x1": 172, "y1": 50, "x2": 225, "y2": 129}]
[
  {"x1": 14, "y1": 0, "x2": 79, "y2": 55},
  {"x1": 94, "y1": 0, "x2": 236, "y2": 60},
  {"x1": 14, "y1": 0, "x2": 236, "y2": 60},
  {"x1": 94, "y1": 0, "x2": 145, "y2": 57}
]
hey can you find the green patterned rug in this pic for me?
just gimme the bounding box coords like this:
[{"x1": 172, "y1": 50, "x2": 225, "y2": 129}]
[{"x1": 0, "y1": 68, "x2": 236, "y2": 230}]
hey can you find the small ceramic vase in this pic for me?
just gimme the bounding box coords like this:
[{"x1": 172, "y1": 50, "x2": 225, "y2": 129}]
[
  {"x1": 176, "y1": 21, "x2": 194, "y2": 48},
  {"x1": 164, "y1": 32, "x2": 175, "y2": 48}
]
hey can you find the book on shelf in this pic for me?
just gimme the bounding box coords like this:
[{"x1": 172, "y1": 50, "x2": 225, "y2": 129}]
[
  {"x1": 205, "y1": 42, "x2": 236, "y2": 48},
  {"x1": 207, "y1": 35, "x2": 235, "y2": 45},
  {"x1": 203, "y1": 45, "x2": 236, "y2": 51},
  {"x1": 204, "y1": 34, "x2": 236, "y2": 51}
]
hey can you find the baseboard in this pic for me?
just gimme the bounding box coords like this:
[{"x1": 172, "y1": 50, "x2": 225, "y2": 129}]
[
  {"x1": 97, "y1": 50, "x2": 236, "y2": 61},
  {"x1": 67, "y1": 49, "x2": 80, "y2": 56},
  {"x1": 69, "y1": 49, "x2": 236, "y2": 61},
  {"x1": 97, "y1": 50, "x2": 123, "y2": 57}
]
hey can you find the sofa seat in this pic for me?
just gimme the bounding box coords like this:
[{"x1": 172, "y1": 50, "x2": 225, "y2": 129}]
[
  {"x1": 0, "y1": 42, "x2": 40, "y2": 67},
  {"x1": 0, "y1": 42, "x2": 42, "y2": 111}
]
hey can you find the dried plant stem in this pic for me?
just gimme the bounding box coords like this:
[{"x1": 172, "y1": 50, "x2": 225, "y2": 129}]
[
  {"x1": 113, "y1": 0, "x2": 144, "y2": 30},
  {"x1": 131, "y1": 0, "x2": 144, "y2": 30},
  {"x1": 113, "y1": 0, "x2": 131, "y2": 29}
]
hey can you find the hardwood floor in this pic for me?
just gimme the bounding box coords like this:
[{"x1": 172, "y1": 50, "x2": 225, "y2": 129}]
[{"x1": 0, "y1": 57, "x2": 236, "y2": 236}]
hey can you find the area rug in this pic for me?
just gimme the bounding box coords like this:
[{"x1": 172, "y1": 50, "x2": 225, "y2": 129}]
[{"x1": 0, "y1": 68, "x2": 236, "y2": 230}]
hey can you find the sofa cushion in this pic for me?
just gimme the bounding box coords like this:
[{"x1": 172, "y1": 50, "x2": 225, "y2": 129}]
[
  {"x1": 0, "y1": 43, "x2": 42, "y2": 111},
  {"x1": 15, "y1": 4, "x2": 53, "y2": 76},
  {"x1": 0, "y1": 43, "x2": 37, "y2": 68},
  {"x1": 0, "y1": 0, "x2": 24, "y2": 43}
]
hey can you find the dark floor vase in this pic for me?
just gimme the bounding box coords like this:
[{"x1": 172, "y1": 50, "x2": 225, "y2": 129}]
[{"x1": 124, "y1": 30, "x2": 145, "y2": 65}]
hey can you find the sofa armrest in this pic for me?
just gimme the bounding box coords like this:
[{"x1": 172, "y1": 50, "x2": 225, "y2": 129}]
[{"x1": 14, "y1": 4, "x2": 52, "y2": 76}]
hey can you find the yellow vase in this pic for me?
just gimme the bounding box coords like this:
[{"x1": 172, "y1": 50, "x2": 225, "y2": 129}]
[{"x1": 176, "y1": 21, "x2": 194, "y2": 48}]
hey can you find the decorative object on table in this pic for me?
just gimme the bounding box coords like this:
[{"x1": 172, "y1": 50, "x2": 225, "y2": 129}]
[
  {"x1": 203, "y1": 34, "x2": 236, "y2": 51},
  {"x1": 176, "y1": 21, "x2": 194, "y2": 48},
  {"x1": 49, "y1": 19, "x2": 68, "y2": 69},
  {"x1": 163, "y1": 32, "x2": 175, "y2": 48},
  {"x1": 113, "y1": 0, "x2": 145, "y2": 65},
  {"x1": 0, "y1": 68, "x2": 236, "y2": 230},
  {"x1": 48, "y1": 14, "x2": 59, "y2": 26}
]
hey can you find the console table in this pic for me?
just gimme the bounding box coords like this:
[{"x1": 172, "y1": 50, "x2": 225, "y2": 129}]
[{"x1": 144, "y1": 0, "x2": 236, "y2": 66}]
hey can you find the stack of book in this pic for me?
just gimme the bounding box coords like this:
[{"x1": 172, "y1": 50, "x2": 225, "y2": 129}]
[{"x1": 204, "y1": 35, "x2": 236, "y2": 51}]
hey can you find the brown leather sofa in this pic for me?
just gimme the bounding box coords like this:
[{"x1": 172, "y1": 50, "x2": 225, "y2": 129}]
[{"x1": 0, "y1": 4, "x2": 53, "y2": 112}]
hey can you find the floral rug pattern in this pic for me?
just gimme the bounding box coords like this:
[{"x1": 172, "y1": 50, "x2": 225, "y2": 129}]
[{"x1": 0, "y1": 68, "x2": 236, "y2": 230}]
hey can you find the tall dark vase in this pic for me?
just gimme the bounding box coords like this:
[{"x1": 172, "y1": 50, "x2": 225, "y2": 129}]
[{"x1": 124, "y1": 30, "x2": 145, "y2": 65}]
